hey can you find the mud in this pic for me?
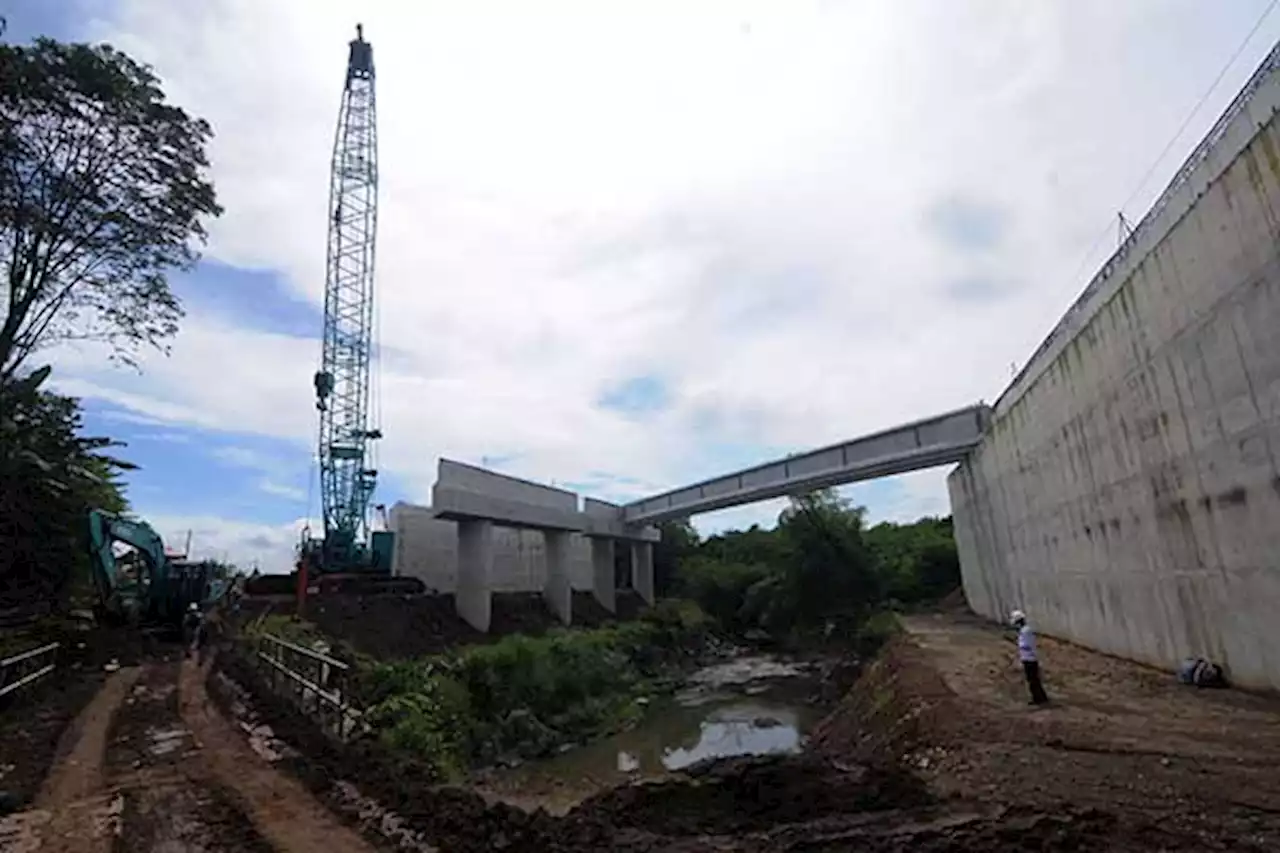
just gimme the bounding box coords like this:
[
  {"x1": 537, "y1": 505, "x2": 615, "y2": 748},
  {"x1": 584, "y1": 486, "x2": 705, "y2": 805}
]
[
  {"x1": 573, "y1": 754, "x2": 932, "y2": 835},
  {"x1": 305, "y1": 592, "x2": 482, "y2": 659},
  {"x1": 0, "y1": 668, "x2": 106, "y2": 811},
  {"x1": 13, "y1": 606, "x2": 1280, "y2": 851},
  {"x1": 489, "y1": 592, "x2": 560, "y2": 637},
  {"x1": 212, "y1": 606, "x2": 1280, "y2": 852},
  {"x1": 613, "y1": 590, "x2": 645, "y2": 621},
  {"x1": 813, "y1": 614, "x2": 1280, "y2": 848},
  {"x1": 570, "y1": 591, "x2": 615, "y2": 628}
]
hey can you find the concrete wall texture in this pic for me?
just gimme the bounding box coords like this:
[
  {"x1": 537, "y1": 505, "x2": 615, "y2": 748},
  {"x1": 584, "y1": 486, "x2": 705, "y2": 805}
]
[
  {"x1": 389, "y1": 503, "x2": 593, "y2": 593},
  {"x1": 950, "y1": 45, "x2": 1280, "y2": 690}
]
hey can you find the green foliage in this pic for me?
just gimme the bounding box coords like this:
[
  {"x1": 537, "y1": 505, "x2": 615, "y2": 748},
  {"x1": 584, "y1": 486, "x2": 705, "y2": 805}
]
[
  {"x1": 347, "y1": 602, "x2": 711, "y2": 772},
  {"x1": 363, "y1": 664, "x2": 471, "y2": 781},
  {"x1": 0, "y1": 35, "x2": 222, "y2": 380},
  {"x1": 0, "y1": 367, "x2": 131, "y2": 612},
  {"x1": 674, "y1": 556, "x2": 772, "y2": 632},
  {"x1": 864, "y1": 516, "x2": 961, "y2": 603},
  {"x1": 667, "y1": 488, "x2": 962, "y2": 640}
]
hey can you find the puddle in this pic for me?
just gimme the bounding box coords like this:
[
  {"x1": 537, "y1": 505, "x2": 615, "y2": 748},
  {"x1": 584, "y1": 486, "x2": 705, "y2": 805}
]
[
  {"x1": 146, "y1": 727, "x2": 192, "y2": 756},
  {"x1": 479, "y1": 654, "x2": 825, "y2": 813}
]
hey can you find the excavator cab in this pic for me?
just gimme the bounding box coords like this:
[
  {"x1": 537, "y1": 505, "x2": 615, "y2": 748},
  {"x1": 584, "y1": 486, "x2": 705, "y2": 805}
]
[{"x1": 87, "y1": 510, "x2": 216, "y2": 629}]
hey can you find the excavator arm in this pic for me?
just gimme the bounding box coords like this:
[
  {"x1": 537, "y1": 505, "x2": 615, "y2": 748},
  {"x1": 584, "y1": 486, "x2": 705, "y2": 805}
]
[{"x1": 87, "y1": 509, "x2": 179, "y2": 625}]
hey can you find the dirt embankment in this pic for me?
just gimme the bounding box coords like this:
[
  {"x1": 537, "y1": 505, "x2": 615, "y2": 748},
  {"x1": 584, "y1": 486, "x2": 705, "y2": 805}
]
[
  {"x1": 812, "y1": 613, "x2": 1280, "y2": 849},
  {"x1": 268, "y1": 590, "x2": 649, "y2": 660},
  {"x1": 206, "y1": 606, "x2": 1280, "y2": 852}
]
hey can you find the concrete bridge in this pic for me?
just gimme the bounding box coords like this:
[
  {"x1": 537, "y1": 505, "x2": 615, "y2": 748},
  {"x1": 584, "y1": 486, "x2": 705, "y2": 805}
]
[
  {"x1": 391, "y1": 405, "x2": 989, "y2": 632},
  {"x1": 395, "y1": 39, "x2": 1280, "y2": 690}
]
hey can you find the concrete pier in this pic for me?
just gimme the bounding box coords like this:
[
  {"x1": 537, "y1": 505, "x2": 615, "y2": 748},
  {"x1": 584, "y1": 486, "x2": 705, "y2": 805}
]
[
  {"x1": 456, "y1": 519, "x2": 493, "y2": 632},
  {"x1": 397, "y1": 460, "x2": 659, "y2": 631},
  {"x1": 631, "y1": 541, "x2": 655, "y2": 605},
  {"x1": 543, "y1": 530, "x2": 572, "y2": 624},
  {"x1": 590, "y1": 537, "x2": 616, "y2": 613}
]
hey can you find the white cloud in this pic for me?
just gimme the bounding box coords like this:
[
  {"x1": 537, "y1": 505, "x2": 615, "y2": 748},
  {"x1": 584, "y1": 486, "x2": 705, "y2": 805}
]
[
  {"x1": 46, "y1": 0, "x2": 1280, "y2": 547},
  {"x1": 142, "y1": 511, "x2": 313, "y2": 573}
]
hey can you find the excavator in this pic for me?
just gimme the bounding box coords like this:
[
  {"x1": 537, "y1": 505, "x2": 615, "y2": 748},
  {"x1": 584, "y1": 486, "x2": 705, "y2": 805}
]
[{"x1": 87, "y1": 509, "x2": 229, "y2": 631}]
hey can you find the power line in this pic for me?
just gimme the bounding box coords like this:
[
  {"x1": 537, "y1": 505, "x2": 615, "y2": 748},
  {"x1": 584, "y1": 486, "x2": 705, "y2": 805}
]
[{"x1": 1064, "y1": 0, "x2": 1279, "y2": 295}]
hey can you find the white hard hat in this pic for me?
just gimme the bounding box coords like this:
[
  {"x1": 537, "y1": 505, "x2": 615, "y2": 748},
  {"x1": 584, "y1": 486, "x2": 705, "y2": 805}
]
[
  {"x1": 188, "y1": 602, "x2": 199, "y2": 612},
  {"x1": 1009, "y1": 609, "x2": 1026, "y2": 625}
]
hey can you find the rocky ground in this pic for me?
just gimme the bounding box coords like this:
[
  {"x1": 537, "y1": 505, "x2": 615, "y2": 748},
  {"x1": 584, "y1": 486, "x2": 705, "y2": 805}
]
[{"x1": 2, "y1": 605, "x2": 1279, "y2": 851}]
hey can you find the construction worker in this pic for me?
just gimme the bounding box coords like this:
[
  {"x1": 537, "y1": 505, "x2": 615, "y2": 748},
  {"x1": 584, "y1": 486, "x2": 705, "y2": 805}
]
[
  {"x1": 1010, "y1": 609, "x2": 1049, "y2": 706},
  {"x1": 181, "y1": 602, "x2": 205, "y2": 659}
]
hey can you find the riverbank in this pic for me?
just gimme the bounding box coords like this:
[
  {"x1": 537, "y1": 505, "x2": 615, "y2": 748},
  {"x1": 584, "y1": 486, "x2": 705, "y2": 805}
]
[
  {"x1": 473, "y1": 652, "x2": 836, "y2": 814},
  {"x1": 209, "y1": 605, "x2": 1280, "y2": 851}
]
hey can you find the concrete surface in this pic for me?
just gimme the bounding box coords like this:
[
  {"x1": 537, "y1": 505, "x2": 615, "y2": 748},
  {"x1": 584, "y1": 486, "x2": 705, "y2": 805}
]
[
  {"x1": 624, "y1": 405, "x2": 990, "y2": 524},
  {"x1": 631, "y1": 541, "x2": 655, "y2": 605},
  {"x1": 392, "y1": 463, "x2": 658, "y2": 630},
  {"x1": 456, "y1": 520, "x2": 494, "y2": 633},
  {"x1": 543, "y1": 531, "x2": 572, "y2": 625},
  {"x1": 388, "y1": 503, "x2": 593, "y2": 593},
  {"x1": 950, "y1": 42, "x2": 1280, "y2": 691},
  {"x1": 590, "y1": 538, "x2": 616, "y2": 613}
]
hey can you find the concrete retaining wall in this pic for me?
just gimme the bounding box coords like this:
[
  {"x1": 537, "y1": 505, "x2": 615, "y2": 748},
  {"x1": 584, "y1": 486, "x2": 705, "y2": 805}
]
[
  {"x1": 389, "y1": 503, "x2": 593, "y2": 593},
  {"x1": 950, "y1": 45, "x2": 1280, "y2": 691}
]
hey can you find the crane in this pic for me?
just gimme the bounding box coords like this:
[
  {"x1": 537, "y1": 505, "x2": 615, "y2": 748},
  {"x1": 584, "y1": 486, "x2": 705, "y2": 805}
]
[{"x1": 297, "y1": 24, "x2": 418, "y2": 598}]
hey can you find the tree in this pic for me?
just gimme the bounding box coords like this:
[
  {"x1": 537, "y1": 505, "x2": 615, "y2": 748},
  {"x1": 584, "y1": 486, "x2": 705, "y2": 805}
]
[
  {"x1": 0, "y1": 366, "x2": 132, "y2": 613},
  {"x1": 653, "y1": 519, "x2": 698, "y2": 596},
  {"x1": 0, "y1": 36, "x2": 222, "y2": 383}
]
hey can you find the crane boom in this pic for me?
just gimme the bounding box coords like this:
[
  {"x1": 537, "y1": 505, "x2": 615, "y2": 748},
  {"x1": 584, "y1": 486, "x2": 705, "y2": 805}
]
[{"x1": 303, "y1": 24, "x2": 396, "y2": 580}]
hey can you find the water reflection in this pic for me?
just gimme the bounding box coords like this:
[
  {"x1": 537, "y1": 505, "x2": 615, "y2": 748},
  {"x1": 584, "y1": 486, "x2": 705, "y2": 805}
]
[
  {"x1": 662, "y1": 703, "x2": 802, "y2": 769},
  {"x1": 480, "y1": 659, "x2": 824, "y2": 814}
]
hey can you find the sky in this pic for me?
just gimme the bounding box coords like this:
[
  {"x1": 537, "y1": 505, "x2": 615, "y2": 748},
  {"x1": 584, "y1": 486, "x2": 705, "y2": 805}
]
[{"x1": 6, "y1": 0, "x2": 1280, "y2": 572}]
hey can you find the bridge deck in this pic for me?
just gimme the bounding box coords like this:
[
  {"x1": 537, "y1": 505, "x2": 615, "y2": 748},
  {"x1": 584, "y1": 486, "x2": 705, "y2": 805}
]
[{"x1": 622, "y1": 404, "x2": 990, "y2": 524}]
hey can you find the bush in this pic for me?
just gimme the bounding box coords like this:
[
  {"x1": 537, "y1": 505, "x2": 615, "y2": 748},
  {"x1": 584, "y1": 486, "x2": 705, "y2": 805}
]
[
  {"x1": 348, "y1": 601, "x2": 712, "y2": 768},
  {"x1": 363, "y1": 664, "x2": 471, "y2": 781},
  {"x1": 674, "y1": 556, "x2": 772, "y2": 632}
]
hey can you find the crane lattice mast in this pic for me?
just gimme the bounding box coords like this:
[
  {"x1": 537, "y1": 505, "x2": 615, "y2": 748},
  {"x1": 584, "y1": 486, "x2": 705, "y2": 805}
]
[{"x1": 311, "y1": 24, "x2": 382, "y2": 566}]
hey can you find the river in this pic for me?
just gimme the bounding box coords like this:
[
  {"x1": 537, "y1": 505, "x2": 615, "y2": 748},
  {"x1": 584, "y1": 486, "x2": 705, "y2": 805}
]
[{"x1": 474, "y1": 653, "x2": 829, "y2": 814}]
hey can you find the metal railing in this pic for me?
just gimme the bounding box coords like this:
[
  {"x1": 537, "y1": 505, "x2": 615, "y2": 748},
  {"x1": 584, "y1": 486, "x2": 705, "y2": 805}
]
[
  {"x1": 254, "y1": 634, "x2": 363, "y2": 739},
  {"x1": 0, "y1": 642, "x2": 60, "y2": 700}
]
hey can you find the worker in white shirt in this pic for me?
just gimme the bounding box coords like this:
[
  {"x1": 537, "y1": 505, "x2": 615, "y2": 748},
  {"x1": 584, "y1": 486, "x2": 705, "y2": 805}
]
[{"x1": 1010, "y1": 609, "x2": 1049, "y2": 705}]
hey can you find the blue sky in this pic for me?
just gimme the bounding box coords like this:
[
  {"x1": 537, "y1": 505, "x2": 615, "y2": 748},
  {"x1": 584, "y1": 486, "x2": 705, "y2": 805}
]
[{"x1": 13, "y1": 0, "x2": 1280, "y2": 570}]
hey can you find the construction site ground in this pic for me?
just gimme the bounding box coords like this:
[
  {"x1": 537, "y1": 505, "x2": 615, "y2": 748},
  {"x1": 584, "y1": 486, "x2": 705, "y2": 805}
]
[{"x1": 1, "y1": 607, "x2": 1278, "y2": 851}]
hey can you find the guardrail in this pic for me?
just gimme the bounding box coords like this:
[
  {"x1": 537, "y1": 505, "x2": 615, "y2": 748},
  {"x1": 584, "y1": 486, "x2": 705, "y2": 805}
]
[
  {"x1": 0, "y1": 642, "x2": 60, "y2": 700},
  {"x1": 254, "y1": 634, "x2": 362, "y2": 739}
]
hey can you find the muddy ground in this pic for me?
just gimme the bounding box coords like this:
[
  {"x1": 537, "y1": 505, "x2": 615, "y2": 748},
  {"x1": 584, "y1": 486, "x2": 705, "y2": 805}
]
[
  {"x1": 261, "y1": 589, "x2": 650, "y2": 660},
  {"x1": 5, "y1": 606, "x2": 1280, "y2": 851},
  {"x1": 206, "y1": 606, "x2": 1280, "y2": 851}
]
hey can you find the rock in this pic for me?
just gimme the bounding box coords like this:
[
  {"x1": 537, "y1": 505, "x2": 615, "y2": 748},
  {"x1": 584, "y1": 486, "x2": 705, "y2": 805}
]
[
  {"x1": 635, "y1": 696, "x2": 650, "y2": 707},
  {"x1": 1160, "y1": 757, "x2": 1171, "y2": 767}
]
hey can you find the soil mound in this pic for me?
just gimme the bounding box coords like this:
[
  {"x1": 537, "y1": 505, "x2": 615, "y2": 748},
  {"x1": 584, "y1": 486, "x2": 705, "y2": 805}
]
[
  {"x1": 489, "y1": 593, "x2": 559, "y2": 637},
  {"x1": 305, "y1": 594, "x2": 482, "y2": 659},
  {"x1": 574, "y1": 753, "x2": 931, "y2": 835},
  {"x1": 569, "y1": 592, "x2": 614, "y2": 628}
]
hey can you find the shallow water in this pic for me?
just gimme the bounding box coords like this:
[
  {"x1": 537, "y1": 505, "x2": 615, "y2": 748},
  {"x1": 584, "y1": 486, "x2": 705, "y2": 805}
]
[{"x1": 478, "y1": 655, "x2": 825, "y2": 813}]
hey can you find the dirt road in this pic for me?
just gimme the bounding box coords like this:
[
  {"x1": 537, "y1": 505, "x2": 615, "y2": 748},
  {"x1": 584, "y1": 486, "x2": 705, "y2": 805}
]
[
  {"x1": 0, "y1": 657, "x2": 376, "y2": 852},
  {"x1": 814, "y1": 610, "x2": 1280, "y2": 847},
  {"x1": 5, "y1": 609, "x2": 1280, "y2": 852}
]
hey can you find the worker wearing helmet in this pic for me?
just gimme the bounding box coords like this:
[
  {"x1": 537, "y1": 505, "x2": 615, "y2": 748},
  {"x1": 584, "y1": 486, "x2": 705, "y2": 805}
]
[
  {"x1": 181, "y1": 603, "x2": 205, "y2": 659},
  {"x1": 1010, "y1": 609, "x2": 1049, "y2": 706}
]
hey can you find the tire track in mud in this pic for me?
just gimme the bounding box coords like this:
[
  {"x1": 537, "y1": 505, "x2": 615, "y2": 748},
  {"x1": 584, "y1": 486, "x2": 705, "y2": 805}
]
[
  {"x1": 1, "y1": 657, "x2": 378, "y2": 853},
  {"x1": 177, "y1": 657, "x2": 376, "y2": 853},
  {"x1": 0, "y1": 666, "x2": 139, "y2": 853},
  {"x1": 108, "y1": 660, "x2": 270, "y2": 852}
]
